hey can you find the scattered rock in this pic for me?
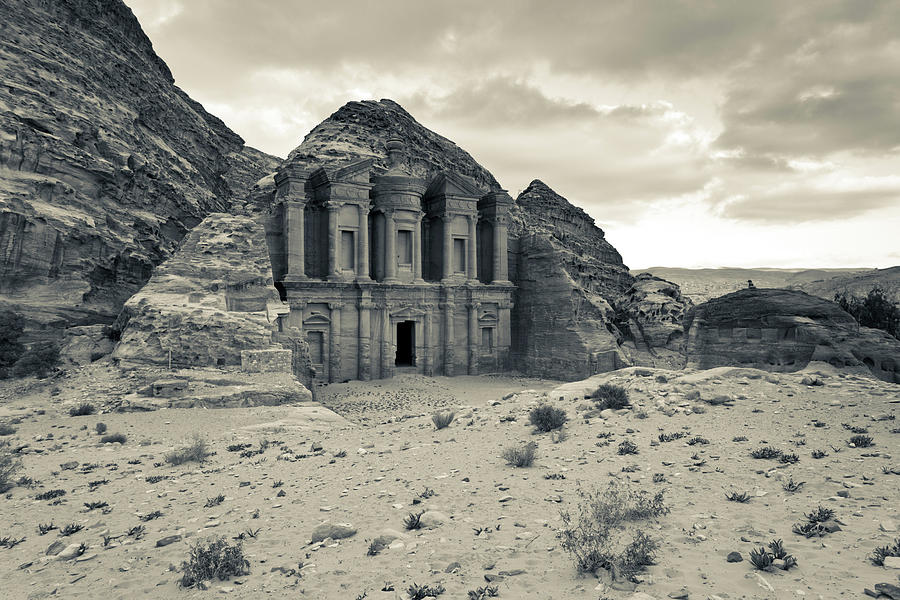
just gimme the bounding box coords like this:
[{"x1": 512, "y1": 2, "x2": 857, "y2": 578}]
[{"x1": 726, "y1": 551, "x2": 743, "y2": 563}]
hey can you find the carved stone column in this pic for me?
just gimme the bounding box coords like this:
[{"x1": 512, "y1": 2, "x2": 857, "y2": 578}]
[
  {"x1": 413, "y1": 214, "x2": 423, "y2": 282},
  {"x1": 357, "y1": 204, "x2": 370, "y2": 280},
  {"x1": 358, "y1": 300, "x2": 373, "y2": 380},
  {"x1": 467, "y1": 301, "x2": 479, "y2": 375},
  {"x1": 328, "y1": 302, "x2": 342, "y2": 382},
  {"x1": 283, "y1": 201, "x2": 306, "y2": 280},
  {"x1": 327, "y1": 204, "x2": 340, "y2": 279},
  {"x1": 442, "y1": 215, "x2": 453, "y2": 280},
  {"x1": 374, "y1": 212, "x2": 384, "y2": 281},
  {"x1": 381, "y1": 305, "x2": 393, "y2": 378},
  {"x1": 422, "y1": 303, "x2": 433, "y2": 376},
  {"x1": 492, "y1": 215, "x2": 510, "y2": 284},
  {"x1": 442, "y1": 301, "x2": 454, "y2": 375},
  {"x1": 384, "y1": 209, "x2": 398, "y2": 283},
  {"x1": 466, "y1": 215, "x2": 477, "y2": 282}
]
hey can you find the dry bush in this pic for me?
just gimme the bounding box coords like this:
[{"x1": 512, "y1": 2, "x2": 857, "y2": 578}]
[
  {"x1": 431, "y1": 411, "x2": 455, "y2": 430},
  {"x1": 529, "y1": 404, "x2": 567, "y2": 432},
  {"x1": 165, "y1": 436, "x2": 210, "y2": 466},
  {"x1": 100, "y1": 433, "x2": 126, "y2": 444},
  {"x1": 559, "y1": 481, "x2": 668, "y2": 579},
  {"x1": 0, "y1": 449, "x2": 22, "y2": 493},
  {"x1": 502, "y1": 441, "x2": 537, "y2": 467},
  {"x1": 69, "y1": 403, "x2": 95, "y2": 417},
  {"x1": 591, "y1": 384, "x2": 630, "y2": 410},
  {"x1": 179, "y1": 537, "x2": 249, "y2": 588}
]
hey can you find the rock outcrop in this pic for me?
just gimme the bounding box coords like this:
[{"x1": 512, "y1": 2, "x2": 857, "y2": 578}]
[
  {"x1": 510, "y1": 180, "x2": 634, "y2": 379},
  {"x1": 684, "y1": 288, "x2": 900, "y2": 383},
  {"x1": 616, "y1": 273, "x2": 692, "y2": 353},
  {"x1": 0, "y1": 0, "x2": 279, "y2": 331},
  {"x1": 112, "y1": 214, "x2": 283, "y2": 368}
]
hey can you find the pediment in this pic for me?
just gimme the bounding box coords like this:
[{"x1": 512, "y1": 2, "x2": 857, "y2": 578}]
[
  {"x1": 303, "y1": 312, "x2": 331, "y2": 326},
  {"x1": 391, "y1": 306, "x2": 427, "y2": 319},
  {"x1": 479, "y1": 312, "x2": 499, "y2": 323},
  {"x1": 425, "y1": 171, "x2": 481, "y2": 199}
]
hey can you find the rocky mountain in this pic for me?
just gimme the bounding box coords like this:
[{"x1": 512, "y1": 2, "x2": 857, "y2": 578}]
[
  {"x1": 0, "y1": 0, "x2": 279, "y2": 333},
  {"x1": 790, "y1": 266, "x2": 900, "y2": 304},
  {"x1": 684, "y1": 288, "x2": 900, "y2": 383}
]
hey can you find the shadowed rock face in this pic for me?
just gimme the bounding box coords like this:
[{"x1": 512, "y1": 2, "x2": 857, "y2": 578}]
[
  {"x1": 0, "y1": 0, "x2": 279, "y2": 330},
  {"x1": 685, "y1": 288, "x2": 900, "y2": 383}
]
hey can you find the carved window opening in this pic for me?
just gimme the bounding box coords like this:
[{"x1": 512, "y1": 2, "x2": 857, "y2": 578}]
[
  {"x1": 481, "y1": 327, "x2": 494, "y2": 352},
  {"x1": 453, "y1": 238, "x2": 466, "y2": 273},
  {"x1": 341, "y1": 230, "x2": 355, "y2": 271},
  {"x1": 307, "y1": 331, "x2": 325, "y2": 364},
  {"x1": 398, "y1": 229, "x2": 413, "y2": 265}
]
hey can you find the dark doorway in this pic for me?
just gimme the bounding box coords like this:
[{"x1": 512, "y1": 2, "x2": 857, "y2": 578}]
[{"x1": 396, "y1": 321, "x2": 415, "y2": 366}]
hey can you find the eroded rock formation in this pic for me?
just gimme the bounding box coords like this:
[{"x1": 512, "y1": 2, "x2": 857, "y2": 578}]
[
  {"x1": 0, "y1": 0, "x2": 279, "y2": 331},
  {"x1": 684, "y1": 288, "x2": 900, "y2": 383},
  {"x1": 112, "y1": 214, "x2": 283, "y2": 368},
  {"x1": 616, "y1": 273, "x2": 692, "y2": 353}
]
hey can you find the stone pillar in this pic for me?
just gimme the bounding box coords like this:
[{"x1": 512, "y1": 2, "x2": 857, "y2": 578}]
[
  {"x1": 498, "y1": 300, "x2": 512, "y2": 370},
  {"x1": 384, "y1": 210, "x2": 398, "y2": 283},
  {"x1": 442, "y1": 215, "x2": 453, "y2": 280},
  {"x1": 413, "y1": 215, "x2": 423, "y2": 281},
  {"x1": 466, "y1": 215, "x2": 477, "y2": 282},
  {"x1": 381, "y1": 305, "x2": 393, "y2": 378},
  {"x1": 327, "y1": 204, "x2": 340, "y2": 279},
  {"x1": 358, "y1": 300, "x2": 372, "y2": 380},
  {"x1": 467, "y1": 302, "x2": 479, "y2": 375},
  {"x1": 357, "y1": 204, "x2": 370, "y2": 280},
  {"x1": 442, "y1": 301, "x2": 454, "y2": 375},
  {"x1": 329, "y1": 302, "x2": 342, "y2": 383},
  {"x1": 492, "y1": 216, "x2": 510, "y2": 284},
  {"x1": 374, "y1": 212, "x2": 385, "y2": 281},
  {"x1": 283, "y1": 201, "x2": 306, "y2": 280},
  {"x1": 423, "y1": 304, "x2": 433, "y2": 376}
]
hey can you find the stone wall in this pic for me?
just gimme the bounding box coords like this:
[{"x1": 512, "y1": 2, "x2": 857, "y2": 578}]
[{"x1": 241, "y1": 349, "x2": 292, "y2": 374}]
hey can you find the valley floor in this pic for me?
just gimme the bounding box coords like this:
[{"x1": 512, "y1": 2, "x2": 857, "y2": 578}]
[{"x1": 0, "y1": 363, "x2": 899, "y2": 599}]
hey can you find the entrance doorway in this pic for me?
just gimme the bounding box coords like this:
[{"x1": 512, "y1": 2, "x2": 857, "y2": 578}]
[{"x1": 396, "y1": 320, "x2": 415, "y2": 366}]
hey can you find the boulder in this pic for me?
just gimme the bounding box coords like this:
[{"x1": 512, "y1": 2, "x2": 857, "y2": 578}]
[{"x1": 310, "y1": 523, "x2": 357, "y2": 543}]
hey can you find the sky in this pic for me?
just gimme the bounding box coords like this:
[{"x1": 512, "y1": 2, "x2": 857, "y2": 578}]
[{"x1": 125, "y1": 0, "x2": 900, "y2": 270}]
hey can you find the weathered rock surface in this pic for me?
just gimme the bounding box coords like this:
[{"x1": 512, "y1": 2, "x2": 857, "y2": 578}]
[
  {"x1": 684, "y1": 288, "x2": 900, "y2": 383},
  {"x1": 616, "y1": 273, "x2": 692, "y2": 355},
  {"x1": 0, "y1": 0, "x2": 279, "y2": 331},
  {"x1": 111, "y1": 214, "x2": 283, "y2": 368}
]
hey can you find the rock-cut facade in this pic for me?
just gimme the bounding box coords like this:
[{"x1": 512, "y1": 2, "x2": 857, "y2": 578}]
[{"x1": 265, "y1": 139, "x2": 515, "y2": 383}]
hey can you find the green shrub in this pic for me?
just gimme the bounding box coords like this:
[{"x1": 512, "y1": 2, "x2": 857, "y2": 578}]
[
  {"x1": 179, "y1": 537, "x2": 249, "y2": 588},
  {"x1": 871, "y1": 537, "x2": 900, "y2": 566},
  {"x1": 11, "y1": 342, "x2": 60, "y2": 378},
  {"x1": 529, "y1": 404, "x2": 567, "y2": 432},
  {"x1": 835, "y1": 286, "x2": 900, "y2": 339},
  {"x1": 501, "y1": 441, "x2": 537, "y2": 467},
  {"x1": 95, "y1": 422, "x2": 107, "y2": 435},
  {"x1": 0, "y1": 310, "x2": 25, "y2": 379},
  {"x1": 591, "y1": 384, "x2": 630, "y2": 410}
]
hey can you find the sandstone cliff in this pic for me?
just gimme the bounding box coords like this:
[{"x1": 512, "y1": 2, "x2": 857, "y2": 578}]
[
  {"x1": 615, "y1": 273, "x2": 692, "y2": 356},
  {"x1": 0, "y1": 0, "x2": 279, "y2": 331},
  {"x1": 112, "y1": 214, "x2": 281, "y2": 368},
  {"x1": 684, "y1": 288, "x2": 900, "y2": 383}
]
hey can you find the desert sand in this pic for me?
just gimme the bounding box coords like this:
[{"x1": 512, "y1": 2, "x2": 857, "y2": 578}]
[{"x1": 1, "y1": 362, "x2": 898, "y2": 599}]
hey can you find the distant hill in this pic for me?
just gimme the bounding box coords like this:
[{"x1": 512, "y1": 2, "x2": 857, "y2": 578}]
[{"x1": 634, "y1": 267, "x2": 874, "y2": 303}]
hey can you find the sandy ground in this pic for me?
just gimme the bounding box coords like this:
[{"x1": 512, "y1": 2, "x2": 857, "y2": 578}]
[{"x1": 0, "y1": 363, "x2": 899, "y2": 599}]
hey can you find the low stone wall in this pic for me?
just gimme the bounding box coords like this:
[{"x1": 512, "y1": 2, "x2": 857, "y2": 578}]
[{"x1": 241, "y1": 349, "x2": 292, "y2": 373}]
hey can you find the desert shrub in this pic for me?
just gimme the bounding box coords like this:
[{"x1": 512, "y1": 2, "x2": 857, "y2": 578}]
[
  {"x1": 179, "y1": 537, "x2": 250, "y2": 588},
  {"x1": 725, "y1": 491, "x2": 751, "y2": 503},
  {"x1": 529, "y1": 404, "x2": 567, "y2": 432},
  {"x1": 95, "y1": 422, "x2": 107, "y2": 435},
  {"x1": 591, "y1": 384, "x2": 630, "y2": 410},
  {"x1": 165, "y1": 436, "x2": 210, "y2": 466},
  {"x1": 403, "y1": 510, "x2": 424, "y2": 530},
  {"x1": 805, "y1": 506, "x2": 835, "y2": 523},
  {"x1": 617, "y1": 440, "x2": 638, "y2": 455},
  {"x1": 11, "y1": 341, "x2": 60, "y2": 378},
  {"x1": 0, "y1": 449, "x2": 22, "y2": 493},
  {"x1": 559, "y1": 481, "x2": 667, "y2": 578},
  {"x1": 205, "y1": 494, "x2": 225, "y2": 508},
  {"x1": 778, "y1": 452, "x2": 800, "y2": 464},
  {"x1": 849, "y1": 434, "x2": 874, "y2": 448},
  {"x1": 0, "y1": 424, "x2": 15, "y2": 436},
  {"x1": 407, "y1": 583, "x2": 445, "y2": 599},
  {"x1": 835, "y1": 286, "x2": 900, "y2": 339},
  {"x1": 501, "y1": 441, "x2": 537, "y2": 467},
  {"x1": 658, "y1": 431, "x2": 686, "y2": 443},
  {"x1": 467, "y1": 585, "x2": 500, "y2": 599},
  {"x1": 35, "y1": 488, "x2": 66, "y2": 501},
  {"x1": 749, "y1": 546, "x2": 773, "y2": 570},
  {"x1": 100, "y1": 433, "x2": 126, "y2": 444},
  {"x1": 732, "y1": 435, "x2": 748, "y2": 442},
  {"x1": 750, "y1": 446, "x2": 781, "y2": 459},
  {"x1": 431, "y1": 411, "x2": 455, "y2": 430},
  {"x1": 69, "y1": 403, "x2": 95, "y2": 417},
  {"x1": 687, "y1": 436, "x2": 709, "y2": 446},
  {"x1": 782, "y1": 477, "x2": 805, "y2": 492},
  {"x1": 811, "y1": 449, "x2": 827, "y2": 459},
  {"x1": 59, "y1": 523, "x2": 84, "y2": 536},
  {"x1": 871, "y1": 537, "x2": 900, "y2": 566}
]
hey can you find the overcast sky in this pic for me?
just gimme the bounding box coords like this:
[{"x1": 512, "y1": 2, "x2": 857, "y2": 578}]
[{"x1": 126, "y1": 0, "x2": 899, "y2": 270}]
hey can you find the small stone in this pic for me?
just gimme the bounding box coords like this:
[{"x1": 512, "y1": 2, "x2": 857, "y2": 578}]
[
  {"x1": 445, "y1": 561, "x2": 461, "y2": 573},
  {"x1": 874, "y1": 583, "x2": 900, "y2": 599},
  {"x1": 204, "y1": 520, "x2": 221, "y2": 528},
  {"x1": 880, "y1": 520, "x2": 897, "y2": 533},
  {"x1": 156, "y1": 535, "x2": 182, "y2": 547},
  {"x1": 310, "y1": 523, "x2": 357, "y2": 543},
  {"x1": 418, "y1": 511, "x2": 448, "y2": 529},
  {"x1": 56, "y1": 543, "x2": 85, "y2": 560},
  {"x1": 836, "y1": 490, "x2": 850, "y2": 498},
  {"x1": 498, "y1": 495, "x2": 514, "y2": 503},
  {"x1": 668, "y1": 590, "x2": 689, "y2": 599},
  {"x1": 883, "y1": 556, "x2": 900, "y2": 569}
]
